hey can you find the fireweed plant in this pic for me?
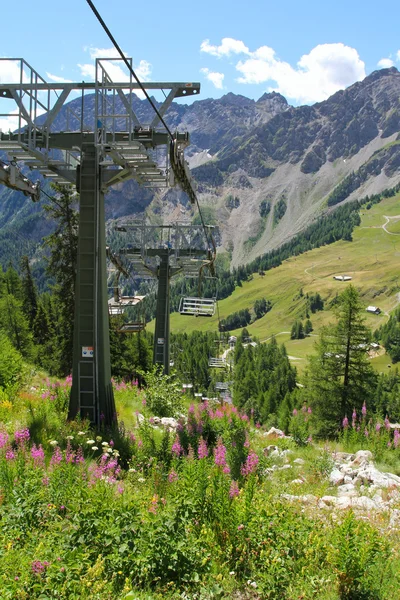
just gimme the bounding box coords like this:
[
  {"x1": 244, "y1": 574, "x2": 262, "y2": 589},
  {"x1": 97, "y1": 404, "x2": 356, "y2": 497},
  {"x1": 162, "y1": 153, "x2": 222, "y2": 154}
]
[{"x1": 0, "y1": 377, "x2": 399, "y2": 599}]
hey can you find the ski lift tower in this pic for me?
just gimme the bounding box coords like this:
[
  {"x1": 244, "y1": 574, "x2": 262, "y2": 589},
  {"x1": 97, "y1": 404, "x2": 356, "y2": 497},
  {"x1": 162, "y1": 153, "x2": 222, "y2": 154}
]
[
  {"x1": 0, "y1": 57, "x2": 200, "y2": 426},
  {"x1": 117, "y1": 222, "x2": 215, "y2": 374}
]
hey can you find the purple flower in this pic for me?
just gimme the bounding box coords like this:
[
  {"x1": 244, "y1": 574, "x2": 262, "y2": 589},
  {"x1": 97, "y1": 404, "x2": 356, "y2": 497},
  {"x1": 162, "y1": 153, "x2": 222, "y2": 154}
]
[
  {"x1": 241, "y1": 451, "x2": 259, "y2": 477},
  {"x1": 198, "y1": 438, "x2": 208, "y2": 459},
  {"x1": 229, "y1": 480, "x2": 240, "y2": 498},
  {"x1": 307, "y1": 407, "x2": 312, "y2": 414},
  {"x1": 385, "y1": 416, "x2": 391, "y2": 431},
  {"x1": 293, "y1": 409, "x2": 298, "y2": 416},
  {"x1": 362, "y1": 402, "x2": 367, "y2": 417},
  {"x1": 214, "y1": 438, "x2": 228, "y2": 469},
  {"x1": 364, "y1": 428, "x2": 369, "y2": 437},
  {"x1": 352, "y1": 408, "x2": 357, "y2": 421},
  {"x1": 31, "y1": 444, "x2": 45, "y2": 467},
  {"x1": 342, "y1": 416, "x2": 349, "y2": 429},
  {"x1": 375, "y1": 423, "x2": 381, "y2": 433},
  {"x1": 14, "y1": 428, "x2": 30, "y2": 445},
  {"x1": 5, "y1": 448, "x2": 15, "y2": 461},
  {"x1": 31, "y1": 560, "x2": 50, "y2": 575},
  {"x1": 50, "y1": 446, "x2": 63, "y2": 466},
  {"x1": 168, "y1": 469, "x2": 178, "y2": 483},
  {"x1": 0, "y1": 431, "x2": 9, "y2": 449},
  {"x1": 394, "y1": 429, "x2": 400, "y2": 449},
  {"x1": 171, "y1": 437, "x2": 183, "y2": 457}
]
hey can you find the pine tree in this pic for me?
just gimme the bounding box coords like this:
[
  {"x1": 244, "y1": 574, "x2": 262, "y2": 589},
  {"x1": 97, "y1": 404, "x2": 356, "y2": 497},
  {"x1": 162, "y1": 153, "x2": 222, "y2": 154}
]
[
  {"x1": 20, "y1": 255, "x2": 38, "y2": 329},
  {"x1": 307, "y1": 285, "x2": 376, "y2": 437},
  {"x1": 43, "y1": 184, "x2": 78, "y2": 375}
]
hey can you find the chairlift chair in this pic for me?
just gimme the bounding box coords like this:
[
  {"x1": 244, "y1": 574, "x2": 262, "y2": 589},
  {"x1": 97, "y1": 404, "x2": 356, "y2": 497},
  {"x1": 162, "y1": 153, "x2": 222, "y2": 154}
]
[
  {"x1": 117, "y1": 322, "x2": 146, "y2": 334},
  {"x1": 208, "y1": 357, "x2": 226, "y2": 368},
  {"x1": 179, "y1": 296, "x2": 216, "y2": 317}
]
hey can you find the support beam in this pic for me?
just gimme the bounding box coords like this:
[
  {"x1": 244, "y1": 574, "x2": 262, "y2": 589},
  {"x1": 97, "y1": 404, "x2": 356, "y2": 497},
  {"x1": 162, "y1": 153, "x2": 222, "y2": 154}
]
[
  {"x1": 69, "y1": 143, "x2": 116, "y2": 426},
  {"x1": 153, "y1": 250, "x2": 171, "y2": 374}
]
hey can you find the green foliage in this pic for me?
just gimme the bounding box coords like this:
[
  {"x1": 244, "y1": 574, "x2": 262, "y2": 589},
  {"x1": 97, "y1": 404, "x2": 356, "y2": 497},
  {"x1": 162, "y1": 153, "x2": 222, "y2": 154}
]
[
  {"x1": 307, "y1": 286, "x2": 377, "y2": 437},
  {"x1": 376, "y1": 305, "x2": 400, "y2": 362},
  {"x1": 141, "y1": 367, "x2": 183, "y2": 418},
  {"x1": 234, "y1": 337, "x2": 297, "y2": 424},
  {"x1": 291, "y1": 319, "x2": 305, "y2": 339},
  {"x1": 42, "y1": 184, "x2": 78, "y2": 376},
  {"x1": 0, "y1": 332, "x2": 24, "y2": 388},
  {"x1": 219, "y1": 308, "x2": 251, "y2": 331},
  {"x1": 307, "y1": 291, "x2": 324, "y2": 313},
  {"x1": 259, "y1": 199, "x2": 271, "y2": 218},
  {"x1": 273, "y1": 197, "x2": 287, "y2": 225},
  {"x1": 328, "y1": 511, "x2": 391, "y2": 599},
  {"x1": 253, "y1": 297, "x2": 271, "y2": 320}
]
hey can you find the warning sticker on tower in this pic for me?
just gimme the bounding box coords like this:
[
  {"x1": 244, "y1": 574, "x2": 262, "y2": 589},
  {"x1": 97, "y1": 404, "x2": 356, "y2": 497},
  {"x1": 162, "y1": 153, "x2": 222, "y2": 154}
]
[{"x1": 82, "y1": 346, "x2": 94, "y2": 358}]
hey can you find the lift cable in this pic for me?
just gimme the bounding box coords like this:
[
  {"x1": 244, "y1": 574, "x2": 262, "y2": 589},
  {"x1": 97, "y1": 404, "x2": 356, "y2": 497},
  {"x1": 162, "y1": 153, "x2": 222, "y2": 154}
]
[{"x1": 85, "y1": 0, "x2": 216, "y2": 272}]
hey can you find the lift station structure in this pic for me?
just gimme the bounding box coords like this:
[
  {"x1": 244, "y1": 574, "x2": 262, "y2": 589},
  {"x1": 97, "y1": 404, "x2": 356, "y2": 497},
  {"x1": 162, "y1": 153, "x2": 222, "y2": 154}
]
[{"x1": 0, "y1": 57, "x2": 205, "y2": 427}]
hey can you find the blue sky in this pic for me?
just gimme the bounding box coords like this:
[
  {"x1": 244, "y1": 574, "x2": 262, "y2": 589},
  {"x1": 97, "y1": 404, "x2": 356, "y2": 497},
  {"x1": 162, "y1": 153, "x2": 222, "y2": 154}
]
[{"x1": 1, "y1": 0, "x2": 400, "y2": 128}]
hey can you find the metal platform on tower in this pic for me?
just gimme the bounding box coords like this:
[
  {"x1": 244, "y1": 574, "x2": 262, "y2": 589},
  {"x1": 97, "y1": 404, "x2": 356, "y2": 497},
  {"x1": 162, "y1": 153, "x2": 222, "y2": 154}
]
[
  {"x1": 115, "y1": 221, "x2": 215, "y2": 372},
  {"x1": 0, "y1": 56, "x2": 201, "y2": 426}
]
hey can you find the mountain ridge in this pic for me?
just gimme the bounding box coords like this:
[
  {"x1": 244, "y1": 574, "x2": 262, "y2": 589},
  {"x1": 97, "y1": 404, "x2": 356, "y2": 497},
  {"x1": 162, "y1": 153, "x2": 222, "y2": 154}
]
[{"x1": 1, "y1": 68, "x2": 400, "y2": 271}]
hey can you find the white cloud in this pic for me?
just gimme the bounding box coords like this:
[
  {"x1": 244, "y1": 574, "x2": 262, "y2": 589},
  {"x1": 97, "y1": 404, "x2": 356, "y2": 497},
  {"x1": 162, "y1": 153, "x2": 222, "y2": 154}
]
[
  {"x1": 85, "y1": 46, "x2": 127, "y2": 60},
  {"x1": 200, "y1": 37, "x2": 250, "y2": 58},
  {"x1": 396, "y1": 50, "x2": 400, "y2": 62},
  {"x1": 199, "y1": 38, "x2": 366, "y2": 103},
  {"x1": 201, "y1": 68, "x2": 225, "y2": 89},
  {"x1": 236, "y1": 42, "x2": 365, "y2": 103},
  {"x1": 0, "y1": 58, "x2": 30, "y2": 84},
  {"x1": 377, "y1": 58, "x2": 395, "y2": 68},
  {"x1": 46, "y1": 72, "x2": 73, "y2": 83},
  {"x1": 78, "y1": 47, "x2": 152, "y2": 84},
  {"x1": 0, "y1": 108, "x2": 20, "y2": 133}
]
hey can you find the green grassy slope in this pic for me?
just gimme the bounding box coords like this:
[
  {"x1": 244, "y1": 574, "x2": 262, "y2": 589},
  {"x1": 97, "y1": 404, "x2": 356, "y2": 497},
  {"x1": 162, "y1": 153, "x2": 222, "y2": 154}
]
[{"x1": 152, "y1": 194, "x2": 400, "y2": 373}]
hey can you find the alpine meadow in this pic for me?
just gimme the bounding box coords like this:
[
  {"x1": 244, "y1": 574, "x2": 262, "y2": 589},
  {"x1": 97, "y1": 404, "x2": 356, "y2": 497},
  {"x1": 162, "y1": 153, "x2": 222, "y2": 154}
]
[{"x1": 2, "y1": 4, "x2": 400, "y2": 598}]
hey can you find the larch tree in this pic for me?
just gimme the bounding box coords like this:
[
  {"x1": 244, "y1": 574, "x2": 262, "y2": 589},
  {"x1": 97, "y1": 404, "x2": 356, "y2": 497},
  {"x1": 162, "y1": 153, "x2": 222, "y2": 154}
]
[{"x1": 307, "y1": 285, "x2": 376, "y2": 437}]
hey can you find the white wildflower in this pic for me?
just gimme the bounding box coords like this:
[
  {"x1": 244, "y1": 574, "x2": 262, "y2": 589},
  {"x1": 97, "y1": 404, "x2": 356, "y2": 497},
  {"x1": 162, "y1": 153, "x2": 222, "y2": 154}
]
[
  {"x1": 49, "y1": 440, "x2": 58, "y2": 446},
  {"x1": 86, "y1": 439, "x2": 95, "y2": 445},
  {"x1": 91, "y1": 446, "x2": 98, "y2": 451}
]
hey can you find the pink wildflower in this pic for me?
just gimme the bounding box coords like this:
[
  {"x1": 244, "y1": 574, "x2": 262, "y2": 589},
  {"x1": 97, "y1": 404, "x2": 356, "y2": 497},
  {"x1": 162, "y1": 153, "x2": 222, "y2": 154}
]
[
  {"x1": 376, "y1": 423, "x2": 381, "y2": 433},
  {"x1": 171, "y1": 437, "x2": 183, "y2": 457},
  {"x1": 0, "y1": 431, "x2": 9, "y2": 449},
  {"x1": 241, "y1": 451, "x2": 259, "y2": 477},
  {"x1": 362, "y1": 402, "x2": 367, "y2": 417},
  {"x1": 5, "y1": 448, "x2": 15, "y2": 460},
  {"x1": 293, "y1": 409, "x2": 298, "y2": 416},
  {"x1": 14, "y1": 428, "x2": 30, "y2": 445},
  {"x1": 364, "y1": 428, "x2": 369, "y2": 437},
  {"x1": 229, "y1": 480, "x2": 240, "y2": 498},
  {"x1": 385, "y1": 416, "x2": 391, "y2": 431},
  {"x1": 214, "y1": 438, "x2": 228, "y2": 469},
  {"x1": 168, "y1": 470, "x2": 178, "y2": 483},
  {"x1": 352, "y1": 408, "x2": 357, "y2": 421},
  {"x1": 31, "y1": 444, "x2": 45, "y2": 467},
  {"x1": 31, "y1": 560, "x2": 50, "y2": 575},
  {"x1": 394, "y1": 429, "x2": 400, "y2": 449},
  {"x1": 307, "y1": 407, "x2": 312, "y2": 414},
  {"x1": 198, "y1": 438, "x2": 208, "y2": 459},
  {"x1": 342, "y1": 416, "x2": 349, "y2": 429},
  {"x1": 50, "y1": 446, "x2": 63, "y2": 466}
]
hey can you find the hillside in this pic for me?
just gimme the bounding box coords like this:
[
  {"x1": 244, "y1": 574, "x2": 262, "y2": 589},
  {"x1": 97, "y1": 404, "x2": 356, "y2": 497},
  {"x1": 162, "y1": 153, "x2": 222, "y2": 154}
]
[
  {"x1": 1, "y1": 69, "x2": 400, "y2": 272},
  {"x1": 162, "y1": 192, "x2": 400, "y2": 373}
]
